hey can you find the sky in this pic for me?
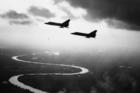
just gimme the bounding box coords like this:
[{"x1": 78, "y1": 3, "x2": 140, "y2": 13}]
[{"x1": 0, "y1": 0, "x2": 140, "y2": 55}]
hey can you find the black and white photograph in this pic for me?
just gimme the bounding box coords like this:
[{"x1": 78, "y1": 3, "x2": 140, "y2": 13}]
[{"x1": 0, "y1": 0, "x2": 140, "y2": 93}]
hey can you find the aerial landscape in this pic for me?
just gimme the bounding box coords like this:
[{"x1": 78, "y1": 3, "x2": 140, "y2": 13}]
[{"x1": 0, "y1": 0, "x2": 140, "y2": 93}]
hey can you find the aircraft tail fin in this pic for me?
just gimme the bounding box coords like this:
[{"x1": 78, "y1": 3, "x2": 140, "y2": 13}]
[
  {"x1": 90, "y1": 30, "x2": 97, "y2": 35},
  {"x1": 61, "y1": 19, "x2": 70, "y2": 28},
  {"x1": 88, "y1": 30, "x2": 97, "y2": 38}
]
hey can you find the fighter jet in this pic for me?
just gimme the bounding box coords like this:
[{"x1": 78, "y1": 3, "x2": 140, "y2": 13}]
[
  {"x1": 45, "y1": 19, "x2": 70, "y2": 28},
  {"x1": 71, "y1": 30, "x2": 97, "y2": 38}
]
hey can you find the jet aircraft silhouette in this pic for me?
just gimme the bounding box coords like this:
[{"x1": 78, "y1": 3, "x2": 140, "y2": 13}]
[
  {"x1": 45, "y1": 19, "x2": 70, "y2": 28},
  {"x1": 71, "y1": 30, "x2": 97, "y2": 38}
]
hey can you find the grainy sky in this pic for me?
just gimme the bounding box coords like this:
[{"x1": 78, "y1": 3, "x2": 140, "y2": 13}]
[
  {"x1": 67, "y1": 0, "x2": 140, "y2": 30},
  {"x1": 0, "y1": 0, "x2": 140, "y2": 54}
]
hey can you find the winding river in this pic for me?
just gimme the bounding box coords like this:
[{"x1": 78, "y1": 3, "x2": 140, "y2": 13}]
[{"x1": 9, "y1": 51, "x2": 89, "y2": 93}]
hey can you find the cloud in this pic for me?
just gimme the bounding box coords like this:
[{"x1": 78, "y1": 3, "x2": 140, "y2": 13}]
[
  {"x1": 66, "y1": 0, "x2": 140, "y2": 30},
  {"x1": 59, "y1": 7, "x2": 77, "y2": 19},
  {"x1": 9, "y1": 20, "x2": 32, "y2": 25},
  {"x1": 106, "y1": 19, "x2": 140, "y2": 31},
  {"x1": 0, "y1": 10, "x2": 28, "y2": 19},
  {"x1": 54, "y1": 0, "x2": 65, "y2": 4},
  {"x1": 0, "y1": 10, "x2": 33, "y2": 25},
  {"x1": 57, "y1": 1, "x2": 87, "y2": 19},
  {"x1": 28, "y1": 6, "x2": 55, "y2": 18}
]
